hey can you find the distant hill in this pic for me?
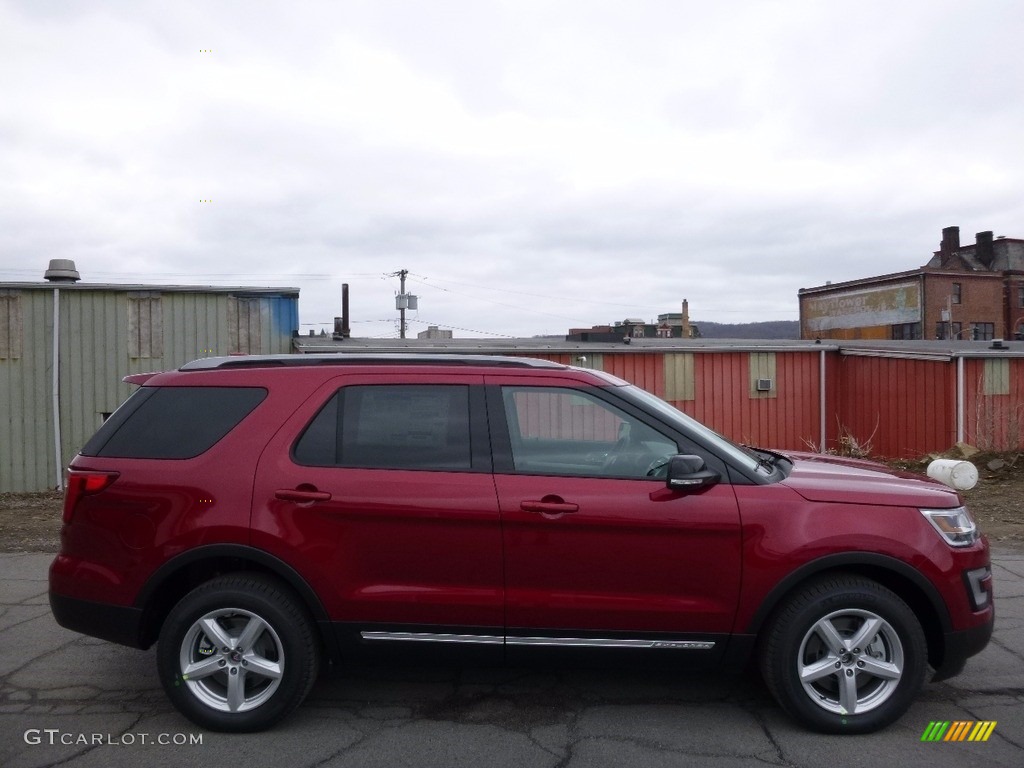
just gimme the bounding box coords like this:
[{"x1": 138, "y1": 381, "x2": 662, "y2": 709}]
[{"x1": 695, "y1": 320, "x2": 800, "y2": 339}]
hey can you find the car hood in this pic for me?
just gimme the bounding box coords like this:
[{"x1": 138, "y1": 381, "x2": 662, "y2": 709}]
[{"x1": 778, "y1": 451, "x2": 962, "y2": 508}]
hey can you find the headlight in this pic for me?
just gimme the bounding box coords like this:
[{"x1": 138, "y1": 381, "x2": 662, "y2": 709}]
[{"x1": 920, "y1": 506, "x2": 979, "y2": 547}]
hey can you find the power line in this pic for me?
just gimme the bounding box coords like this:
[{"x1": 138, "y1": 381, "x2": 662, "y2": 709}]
[
  {"x1": 407, "y1": 318, "x2": 518, "y2": 338},
  {"x1": 405, "y1": 276, "x2": 589, "y2": 322},
  {"x1": 406, "y1": 272, "x2": 657, "y2": 311},
  {"x1": 405, "y1": 272, "x2": 798, "y2": 317}
]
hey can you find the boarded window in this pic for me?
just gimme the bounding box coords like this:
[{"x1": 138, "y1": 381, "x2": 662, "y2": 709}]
[
  {"x1": 128, "y1": 292, "x2": 163, "y2": 359},
  {"x1": 0, "y1": 291, "x2": 23, "y2": 359},
  {"x1": 749, "y1": 352, "x2": 777, "y2": 398},
  {"x1": 228, "y1": 297, "x2": 263, "y2": 354},
  {"x1": 983, "y1": 359, "x2": 1010, "y2": 396},
  {"x1": 664, "y1": 353, "x2": 695, "y2": 401}
]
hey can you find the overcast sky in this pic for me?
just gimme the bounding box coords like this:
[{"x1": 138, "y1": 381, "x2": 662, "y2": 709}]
[{"x1": 2, "y1": 0, "x2": 1022, "y2": 338}]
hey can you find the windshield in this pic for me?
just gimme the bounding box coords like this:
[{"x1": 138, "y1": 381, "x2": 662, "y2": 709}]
[{"x1": 623, "y1": 385, "x2": 763, "y2": 473}]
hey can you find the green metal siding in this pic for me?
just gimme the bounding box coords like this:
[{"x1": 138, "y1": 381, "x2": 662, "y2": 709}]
[
  {"x1": 0, "y1": 290, "x2": 56, "y2": 492},
  {"x1": 1, "y1": 287, "x2": 298, "y2": 492}
]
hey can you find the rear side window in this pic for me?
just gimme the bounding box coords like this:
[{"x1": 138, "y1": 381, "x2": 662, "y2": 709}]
[
  {"x1": 81, "y1": 386, "x2": 267, "y2": 459},
  {"x1": 294, "y1": 384, "x2": 472, "y2": 470}
]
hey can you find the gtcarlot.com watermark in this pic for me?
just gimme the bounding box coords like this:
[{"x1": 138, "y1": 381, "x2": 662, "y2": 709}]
[{"x1": 24, "y1": 729, "x2": 203, "y2": 747}]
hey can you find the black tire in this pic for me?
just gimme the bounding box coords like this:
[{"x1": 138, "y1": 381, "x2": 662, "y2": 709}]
[
  {"x1": 758, "y1": 574, "x2": 927, "y2": 734},
  {"x1": 157, "y1": 573, "x2": 319, "y2": 732}
]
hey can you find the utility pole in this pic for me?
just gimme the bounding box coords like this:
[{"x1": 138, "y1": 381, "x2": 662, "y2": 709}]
[
  {"x1": 399, "y1": 269, "x2": 408, "y2": 339},
  {"x1": 391, "y1": 269, "x2": 417, "y2": 339}
]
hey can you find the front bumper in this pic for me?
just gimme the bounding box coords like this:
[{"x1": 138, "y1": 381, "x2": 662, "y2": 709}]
[{"x1": 932, "y1": 613, "x2": 994, "y2": 682}]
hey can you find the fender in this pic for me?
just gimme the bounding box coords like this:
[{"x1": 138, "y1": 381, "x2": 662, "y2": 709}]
[
  {"x1": 744, "y1": 551, "x2": 953, "y2": 635},
  {"x1": 134, "y1": 544, "x2": 335, "y2": 652}
]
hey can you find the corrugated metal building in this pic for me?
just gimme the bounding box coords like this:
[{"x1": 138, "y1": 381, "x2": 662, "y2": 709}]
[
  {"x1": 0, "y1": 261, "x2": 299, "y2": 492},
  {"x1": 293, "y1": 335, "x2": 1024, "y2": 460}
]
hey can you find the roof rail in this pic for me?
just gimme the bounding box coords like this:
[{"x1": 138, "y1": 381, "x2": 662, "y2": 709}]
[{"x1": 179, "y1": 353, "x2": 567, "y2": 371}]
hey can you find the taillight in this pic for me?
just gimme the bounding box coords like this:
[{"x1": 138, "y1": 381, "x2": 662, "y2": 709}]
[{"x1": 63, "y1": 471, "x2": 119, "y2": 524}]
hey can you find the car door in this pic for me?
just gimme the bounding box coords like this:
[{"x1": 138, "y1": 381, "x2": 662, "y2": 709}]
[
  {"x1": 251, "y1": 373, "x2": 504, "y2": 648},
  {"x1": 487, "y1": 376, "x2": 743, "y2": 646}
]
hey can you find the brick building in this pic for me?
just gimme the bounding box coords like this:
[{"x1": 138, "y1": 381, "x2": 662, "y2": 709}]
[
  {"x1": 799, "y1": 226, "x2": 1024, "y2": 341},
  {"x1": 417, "y1": 325, "x2": 454, "y2": 340},
  {"x1": 568, "y1": 300, "x2": 700, "y2": 341}
]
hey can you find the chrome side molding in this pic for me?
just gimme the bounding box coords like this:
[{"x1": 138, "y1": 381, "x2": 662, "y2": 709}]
[
  {"x1": 360, "y1": 631, "x2": 503, "y2": 645},
  {"x1": 360, "y1": 631, "x2": 714, "y2": 650}
]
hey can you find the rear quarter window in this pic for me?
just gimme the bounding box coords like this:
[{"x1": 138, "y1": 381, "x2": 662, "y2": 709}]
[{"x1": 81, "y1": 386, "x2": 267, "y2": 459}]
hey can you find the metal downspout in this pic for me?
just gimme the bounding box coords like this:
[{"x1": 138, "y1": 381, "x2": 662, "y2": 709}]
[
  {"x1": 52, "y1": 288, "x2": 64, "y2": 491},
  {"x1": 956, "y1": 354, "x2": 965, "y2": 445},
  {"x1": 819, "y1": 347, "x2": 827, "y2": 452}
]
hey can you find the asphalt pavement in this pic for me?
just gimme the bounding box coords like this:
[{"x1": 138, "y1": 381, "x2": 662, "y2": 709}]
[{"x1": 1, "y1": 549, "x2": 1022, "y2": 768}]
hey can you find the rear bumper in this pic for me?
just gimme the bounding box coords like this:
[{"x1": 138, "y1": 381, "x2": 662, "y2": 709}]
[
  {"x1": 49, "y1": 592, "x2": 148, "y2": 649},
  {"x1": 932, "y1": 613, "x2": 994, "y2": 682}
]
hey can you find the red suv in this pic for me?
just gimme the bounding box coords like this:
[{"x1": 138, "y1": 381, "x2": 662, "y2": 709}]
[{"x1": 49, "y1": 354, "x2": 993, "y2": 733}]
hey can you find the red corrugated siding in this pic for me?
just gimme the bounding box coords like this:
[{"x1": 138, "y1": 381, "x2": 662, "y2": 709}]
[
  {"x1": 834, "y1": 356, "x2": 955, "y2": 458},
  {"x1": 773, "y1": 352, "x2": 823, "y2": 451},
  {"x1": 516, "y1": 349, "x2": 1020, "y2": 458},
  {"x1": 962, "y1": 358, "x2": 1024, "y2": 451},
  {"x1": 682, "y1": 352, "x2": 821, "y2": 451},
  {"x1": 824, "y1": 352, "x2": 843, "y2": 452},
  {"x1": 601, "y1": 354, "x2": 665, "y2": 397},
  {"x1": 525, "y1": 351, "x2": 824, "y2": 453},
  {"x1": 693, "y1": 352, "x2": 745, "y2": 441}
]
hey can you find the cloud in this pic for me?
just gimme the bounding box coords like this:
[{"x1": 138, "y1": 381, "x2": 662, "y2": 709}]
[{"x1": 2, "y1": 0, "x2": 1023, "y2": 338}]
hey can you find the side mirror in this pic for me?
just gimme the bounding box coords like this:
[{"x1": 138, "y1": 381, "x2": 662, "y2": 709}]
[{"x1": 666, "y1": 455, "x2": 720, "y2": 490}]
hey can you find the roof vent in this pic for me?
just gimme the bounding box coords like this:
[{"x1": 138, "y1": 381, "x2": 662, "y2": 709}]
[{"x1": 44, "y1": 259, "x2": 81, "y2": 283}]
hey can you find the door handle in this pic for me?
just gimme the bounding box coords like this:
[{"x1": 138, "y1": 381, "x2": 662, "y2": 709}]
[
  {"x1": 275, "y1": 488, "x2": 332, "y2": 503},
  {"x1": 520, "y1": 499, "x2": 579, "y2": 514}
]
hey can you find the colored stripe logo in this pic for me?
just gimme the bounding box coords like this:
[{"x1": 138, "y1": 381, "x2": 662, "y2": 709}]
[{"x1": 921, "y1": 721, "x2": 997, "y2": 742}]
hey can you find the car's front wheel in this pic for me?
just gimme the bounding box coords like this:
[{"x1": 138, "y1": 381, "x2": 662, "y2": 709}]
[
  {"x1": 157, "y1": 573, "x2": 319, "y2": 732},
  {"x1": 759, "y1": 574, "x2": 927, "y2": 733}
]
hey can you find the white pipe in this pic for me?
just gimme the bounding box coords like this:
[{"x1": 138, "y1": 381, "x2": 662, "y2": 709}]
[
  {"x1": 956, "y1": 355, "x2": 964, "y2": 445},
  {"x1": 52, "y1": 288, "x2": 63, "y2": 491},
  {"x1": 819, "y1": 348, "x2": 827, "y2": 453}
]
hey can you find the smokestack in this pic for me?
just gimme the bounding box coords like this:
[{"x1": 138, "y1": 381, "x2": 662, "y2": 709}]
[
  {"x1": 681, "y1": 299, "x2": 691, "y2": 339},
  {"x1": 333, "y1": 283, "x2": 352, "y2": 340},
  {"x1": 940, "y1": 226, "x2": 960, "y2": 267},
  {"x1": 975, "y1": 231, "x2": 994, "y2": 269},
  {"x1": 341, "y1": 283, "x2": 351, "y2": 338}
]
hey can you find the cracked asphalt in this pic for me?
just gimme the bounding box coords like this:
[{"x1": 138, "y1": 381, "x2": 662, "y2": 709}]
[{"x1": 1, "y1": 550, "x2": 1022, "y2": 768}]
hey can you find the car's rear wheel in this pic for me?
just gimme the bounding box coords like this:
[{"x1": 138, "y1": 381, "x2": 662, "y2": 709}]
[
  {"x1": 157, "y1": 573, "x2": 319, "y2": 732},
  {"x1": 759, "y1": 574, "x2": 927, "y2": 733}
]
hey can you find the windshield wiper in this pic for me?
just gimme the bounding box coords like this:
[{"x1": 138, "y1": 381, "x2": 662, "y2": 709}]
[{"x1": 740, "y1": 444, "x2": 776, "y2": 473}]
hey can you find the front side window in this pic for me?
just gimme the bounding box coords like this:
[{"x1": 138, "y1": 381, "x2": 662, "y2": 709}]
[
  {"x1": 501, "y1": 386, "x2": 677, "y2": 479},
  {"x1": 294, "y1": 385, "x2": 472, "y2": 471},
  {"x1": 952, "y1": 283, "x2": 962, "y2": 304}
]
